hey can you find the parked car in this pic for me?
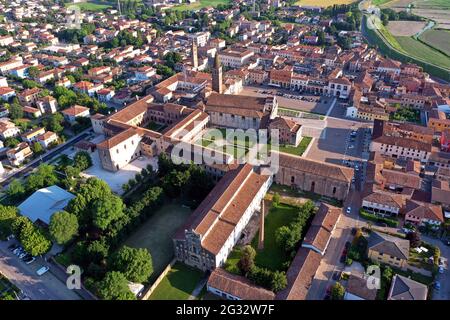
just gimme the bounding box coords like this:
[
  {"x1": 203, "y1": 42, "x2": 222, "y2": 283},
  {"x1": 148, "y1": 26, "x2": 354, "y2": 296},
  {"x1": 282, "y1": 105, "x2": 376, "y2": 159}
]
[
  {"x1": 8, "y1": 244, "x2": 18, "y2": 251},
  {"x1": 439, "y1": 266, "x2": 445, "y2": 274},
  {"x1": 351, "y1": 228, "x2": 357, "y2": 235},
  {"x1": 36, "y1": 266, "x2": 49, "y2": 276},
  {"x1": 346, "y1": 207, "x2": 351, "y2": 214},
  {"x1": 13, "y1": 247, "x2": 23, "y2": 255},
  {"x1": 434, "y1": 281, "x2": 441, "y2": 290},
  {"x1": 18, "y1": 252, "x2": 27, "y2": 259},
  {"x1": 345, "y1": 241, "x2": 351, "y2": 249},
  {"x1": 24, "y1": 257, "x2": 35, "y2": 265}
]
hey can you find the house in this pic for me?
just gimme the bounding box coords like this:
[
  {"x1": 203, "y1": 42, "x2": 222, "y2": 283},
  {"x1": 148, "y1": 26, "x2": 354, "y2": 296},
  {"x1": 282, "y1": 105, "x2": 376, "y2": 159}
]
[
  {"x1": 6, "y1": 142, "x2": 33, "y2": 166},
  {"x1": 37, "y1": 131, "x2": 58, "y2": 148},
  {"x1": 61, "y1": 105, "x2": 90, "y2": 124},
  {"x1": 207, "y1": 268, "x2": 275, "y2": 300},
  {"x1": 367, "y1": 231, "x2": 410, "y2": 269},
  {"x1": 17, "y1": 185, "x2": 75, "y2": 225},
  {"x1": 173, "y1": 164, "x2": 272, "y2": 271},
  {"x1": 97, "y1": 88, "x2": 115, "y2": 102},
  {"x1": 18, "y1": 87, "x2": 40, "y2": 105},
  {"x1": 36, "y1": 96, "x2": 58, "y2": 114},
  {"x1": 21, "y1": 127, "x2": 46, "y2": 143},
  {"x1": 268, "y1": 117, "x2": 302, "y2": 147},
  {"x1": 344, "y1": 273, "x2": 378, "y2": 300},
  {"x1": 403, "y1": 199, "x2": 444, "y2": 229},
  {"x1": 22, "y1": 106, "x2": 42, "y2": 119},
  {"x1": 387, "y1": 274, "x2": 428, "y2": 300},
  {"x1": 0, "y1": 86, "x2": 16, "y2": 101},
  {"x1": 362, "y1": 191, "x2": 403, "y2": 217},
  {"x1": 0, "y1": 118, "x2": 21, "y2": 139}
]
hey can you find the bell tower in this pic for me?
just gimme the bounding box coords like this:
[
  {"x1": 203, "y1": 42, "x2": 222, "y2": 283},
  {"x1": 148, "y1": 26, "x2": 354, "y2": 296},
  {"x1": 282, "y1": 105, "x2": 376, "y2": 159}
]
[{"x1": 212, "y1": 53, "x2": 223, "y2": 94}]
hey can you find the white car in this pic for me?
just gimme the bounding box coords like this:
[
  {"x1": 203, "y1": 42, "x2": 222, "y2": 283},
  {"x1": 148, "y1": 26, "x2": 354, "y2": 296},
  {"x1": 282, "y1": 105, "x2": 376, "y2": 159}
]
[
  {"x1": 36, "y1": 266, "x2": 49, "y2": 276},
  {"x1": 346, "y1": 207, "x2": 351, "y2": 214}
]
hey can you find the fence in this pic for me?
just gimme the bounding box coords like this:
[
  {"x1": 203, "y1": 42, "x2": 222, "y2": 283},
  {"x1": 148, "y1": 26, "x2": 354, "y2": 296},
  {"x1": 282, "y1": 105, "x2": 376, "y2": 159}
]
[{"x1": 141, "y1": 258, "x2": 177, "y2": 300}]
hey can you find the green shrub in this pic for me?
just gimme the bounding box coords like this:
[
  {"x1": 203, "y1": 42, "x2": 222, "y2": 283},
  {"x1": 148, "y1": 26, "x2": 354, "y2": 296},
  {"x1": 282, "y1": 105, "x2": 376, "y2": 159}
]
[{"x1": 359, "y1": 210, "x2": 398, "y2": 227}]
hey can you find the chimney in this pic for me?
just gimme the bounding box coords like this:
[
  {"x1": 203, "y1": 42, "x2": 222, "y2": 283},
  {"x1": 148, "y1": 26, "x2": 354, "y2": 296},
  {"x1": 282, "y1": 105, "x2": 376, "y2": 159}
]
[{"x1": 258, "y1": 199, "x2": 265, "y2": 250}]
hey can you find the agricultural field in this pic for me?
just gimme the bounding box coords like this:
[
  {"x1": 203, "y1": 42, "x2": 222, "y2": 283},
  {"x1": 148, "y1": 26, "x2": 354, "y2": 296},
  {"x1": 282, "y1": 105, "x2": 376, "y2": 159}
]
[
  {"x1": 171, "y1": 0, "x2": 230, "y2": 11},
  {"x1": 419, "y1": 29, "x2": 450, "y2": 56},
  {"x1": 295, "y1": 0, "x2": 357, "y2": 6},
  {"x1": 387, "y1": 20, "x2": 427, "y2": 36},
  {"x1": 395, "y1": 36, "x2": 450, "y2": 69}
]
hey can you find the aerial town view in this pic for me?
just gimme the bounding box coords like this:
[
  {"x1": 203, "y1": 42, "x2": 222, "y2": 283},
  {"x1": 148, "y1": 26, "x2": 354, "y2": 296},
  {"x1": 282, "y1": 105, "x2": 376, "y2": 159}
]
[{"x1": 0, "y1": 0, "x2": 449, "y2": 309}]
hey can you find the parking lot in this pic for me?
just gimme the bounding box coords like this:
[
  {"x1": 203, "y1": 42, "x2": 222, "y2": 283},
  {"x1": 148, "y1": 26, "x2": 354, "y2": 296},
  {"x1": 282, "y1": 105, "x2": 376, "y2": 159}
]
[{"x1": 0, "y1": 240, "x2": 81, "y2": 300}]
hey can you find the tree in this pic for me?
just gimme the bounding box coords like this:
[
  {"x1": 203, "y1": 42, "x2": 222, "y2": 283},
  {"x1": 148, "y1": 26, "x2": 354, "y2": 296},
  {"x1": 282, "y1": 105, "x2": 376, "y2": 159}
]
[
  {"x1": 162, "y1": 170, "x2": 191, "y2": 197},
  {"x1": 110, "y1": 246, "x2": 153, "y2": 283},
  {"x1": 92, "y1": 194, "x2": 125, "y2": 230},
  {"x1": 9, "y1": 103, "x2": 23, "y2": 120},
  {"x1": 272, "y1": 193, "x2": 280, "y2": 206},
  {"x1": 67, "y1": 178, "x2": 113, "y2": 227},
  {"x1": 27, "y1": 66, "x2": 40, "y2": 79},
  {"x1": 26, "y1": 164, "x2": 58, "y2": 192},
  {"x1": 13, "y1": 217, "x2": 52, "y2": 256},
  {"x1": 6, "y1": 179, "x2": 25, "y2": 202},
  {"x1": 4, "y1": 137, "x2": 20, "y2": 148},
  {"x1": 31, "y1": 142, "x2": 44, "y2": 155},
  {"x1": 49, "y1": 211, "x2": 79, "y2": 245},
  {"x1": 237, "y1": 245, "x2": 256, "y2": 275},
  {"x1": 270, "y1": 271, "x2": 287, "y2": 292},
  {"x1": 97, "y1": 271, "x2": 136, "y2": 300},
  {"x1": 186, "y1": 165, "x2": 214, "y2": 202},
  {"x1": 87, "y1": 240, "x2": 110, "y2": 264},
  {"x1": 406, "y1": 231, "x2": 421, "y2": 248},
  {"x1": 43, "y1": 113, "x2": 64, "y2": 134},
  {"x1": 331, "y1": 282, "x2": 345, "y2": 300},
  {"x1": 0, "y1": 205, "x2": 18, "y2": 239},
  {"x1": 73, "y1": 151, "x2": 92, "y2": 171}
]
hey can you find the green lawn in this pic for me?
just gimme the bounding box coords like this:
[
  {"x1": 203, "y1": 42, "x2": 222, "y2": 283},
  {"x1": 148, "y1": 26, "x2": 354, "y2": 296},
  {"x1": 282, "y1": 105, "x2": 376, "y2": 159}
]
[
  {"x1": 395, "y1": 36, "x2": 450, "y2": 69},
  {"x1": 65, "y1": 1, "x2": 111, "y2": 11},
  {"x1": 278, "y1": 136, "x2": 313, "y2": 156},
  {"x1": 149, "y1": 263, "x2": 204, "y2": 300},
  {"x1": 225, "y1": 203, "x2": 299, "y2": 273},
  {"x1": 171, "y1": 0, "x2": 230, "y2": 11},
  {"x1": 146, "y1": 121, "x2": 167, "y2": 132},
  {"x1": 252, "y1": 203, "x2": 300, "y2": 271},
  {"x1": 198, "y1": 137, "x2": 249, "y2": 158},
  {"x1": 124, "y1": 203, "x2": 192, "y2": 284}
]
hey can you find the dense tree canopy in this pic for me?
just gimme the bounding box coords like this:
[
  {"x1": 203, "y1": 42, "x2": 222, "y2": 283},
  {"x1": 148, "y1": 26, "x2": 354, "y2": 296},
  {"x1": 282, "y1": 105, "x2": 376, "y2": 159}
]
[
  {"x1": 49, "y1": 211, "x2": 79, "y2": 245},
  {"x1": 97, "y1": 271, "x2": 136, "y2": 300},
  {"x1": 110, "y1": 246, "x2": 153, "y2": 283}
]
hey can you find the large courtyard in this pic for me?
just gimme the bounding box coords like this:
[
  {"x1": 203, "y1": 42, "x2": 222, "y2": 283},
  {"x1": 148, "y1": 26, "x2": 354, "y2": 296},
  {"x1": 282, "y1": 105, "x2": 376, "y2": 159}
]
[{"x1": 124, "y1": 202, "x2": 193, "y2": 284}]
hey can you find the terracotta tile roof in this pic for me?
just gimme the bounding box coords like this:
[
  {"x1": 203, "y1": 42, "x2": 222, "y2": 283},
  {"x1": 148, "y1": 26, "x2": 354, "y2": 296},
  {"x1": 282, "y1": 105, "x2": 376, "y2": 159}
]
[
  {"x1": 108, "y1": 95, "x2": 154, "y2": 124},
  {"x1": 277, "y1": 152, "x2": 354, "y2": 183},
  {"x1": 208, "y1": 268, "x2": 275, "y2": 300},
  {"x1": 346, "y1": 273, "x2": 378, "y2": 300},
  {"x1": 97, "y1": 127, "x2": 138, "y2": 150},
  {"x1": 61, "y1": 105, "x2": 89, "y2": 117},
  {"x1": 205, "y1": 93, "x2": 271, "y2": 119},
  {"x1": 405, "y1": 199, "x2": 444, "y2": 222},
  {"x1": 276, "y1": 247, "x2": 321, "y2": 300}
]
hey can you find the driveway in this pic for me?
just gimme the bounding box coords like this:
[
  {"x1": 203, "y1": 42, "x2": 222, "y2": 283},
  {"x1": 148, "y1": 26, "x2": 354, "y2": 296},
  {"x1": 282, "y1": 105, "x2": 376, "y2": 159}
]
[{"x1": 0, "y1": 241, "x2": 81, "y2": 300}]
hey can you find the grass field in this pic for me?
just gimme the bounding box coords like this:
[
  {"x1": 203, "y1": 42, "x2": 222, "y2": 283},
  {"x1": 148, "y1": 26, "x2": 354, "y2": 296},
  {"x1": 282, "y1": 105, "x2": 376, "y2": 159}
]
[
  {"x1": 124, "y1": 202, "x2": 192, "y2": 284},
  {"x1": 65, "y1": 1, "x2": 111, "y2": 11},
  {"x1": 395, "y1": 36, "x2": 450, "y2": 69},
  {"x1": 279, "y1": 136, "x2": 312, "y2": 157},
  {"x1": 419, "y1": 29, "x2": 450, "y2": 56},
  {"x1": 295, "y1": 0, "x2": 357, "y2": 6},
  {"x1": 171, "y1": 0, "x2": 230, "y2": 11},
  {"x1": 149, "y1": 263, "x2": 204, "y2": 300},
  {"x1": 251, "y1": 203, "x2": 300, "y2": 271}
]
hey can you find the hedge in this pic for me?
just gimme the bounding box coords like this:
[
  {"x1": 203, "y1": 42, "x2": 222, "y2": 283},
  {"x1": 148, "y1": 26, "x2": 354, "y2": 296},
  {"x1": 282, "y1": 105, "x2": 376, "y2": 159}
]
[{"x1": 359, "y1": 209, "x2": 399, "y2": 227}]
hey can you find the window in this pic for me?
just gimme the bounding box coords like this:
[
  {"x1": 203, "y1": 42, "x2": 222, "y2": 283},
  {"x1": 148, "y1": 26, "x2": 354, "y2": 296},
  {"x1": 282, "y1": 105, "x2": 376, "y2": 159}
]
[
  {"x1": 291, "y1": 176, "x2": 295, "y2": 183},
  {"x1": 332, "y1": 187, "x2": 336, "y2": 195}
]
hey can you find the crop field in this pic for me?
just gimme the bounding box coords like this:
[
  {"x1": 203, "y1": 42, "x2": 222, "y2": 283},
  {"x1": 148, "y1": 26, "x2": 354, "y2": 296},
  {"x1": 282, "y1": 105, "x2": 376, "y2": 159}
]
[
  {"x1": 419, "y1": 29, "x2": 450, "y2": 56},
  {"x1": 412, "y1": 9, "x2": 450, "y2": 29},
  {"x1": 387, "y1": 21, "x2": 427, "y2": 36},
  {"x1": 295, "y1": 0, "x2": 358, "y2": 7},
  {"x1": 395, "y1": 36, "x2": 450, "y2": 69}
]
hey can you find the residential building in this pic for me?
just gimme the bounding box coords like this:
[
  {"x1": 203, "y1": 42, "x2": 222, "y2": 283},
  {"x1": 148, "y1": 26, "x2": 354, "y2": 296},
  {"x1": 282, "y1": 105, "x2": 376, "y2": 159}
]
[
  {"x1": 367, "y1": 231, "x2": 410, "y2": 269},
  {"x1": 387, "y1": 274, "x2": 428, "y2": 300}
]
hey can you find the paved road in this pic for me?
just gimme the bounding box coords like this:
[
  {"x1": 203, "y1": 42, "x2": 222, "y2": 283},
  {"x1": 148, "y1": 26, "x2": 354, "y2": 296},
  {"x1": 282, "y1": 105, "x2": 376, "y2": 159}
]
[
  {"x1": 0, "y1": 129, "x2": 92, "y2": 187},
  {"x1": 0, "y1": 241, "x2": 81, "y2": 300},
  {"x1": 422, "y1": 235, "x2": 450, "y2": 300}
]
